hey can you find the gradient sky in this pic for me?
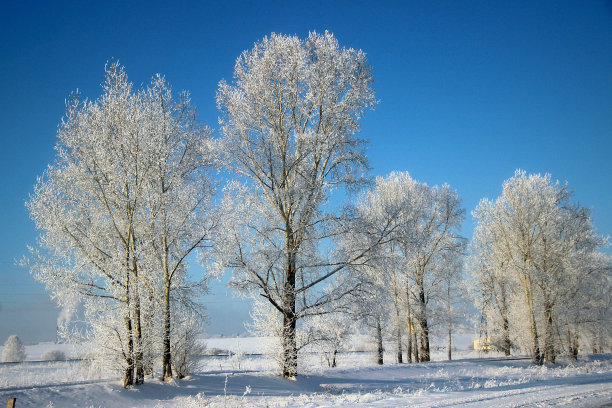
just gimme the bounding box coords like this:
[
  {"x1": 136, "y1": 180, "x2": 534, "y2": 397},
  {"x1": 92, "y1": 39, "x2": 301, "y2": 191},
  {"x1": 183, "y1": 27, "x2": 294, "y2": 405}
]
[{"x1": 1, "y1": 0, "x2": 611, "y2": 343}]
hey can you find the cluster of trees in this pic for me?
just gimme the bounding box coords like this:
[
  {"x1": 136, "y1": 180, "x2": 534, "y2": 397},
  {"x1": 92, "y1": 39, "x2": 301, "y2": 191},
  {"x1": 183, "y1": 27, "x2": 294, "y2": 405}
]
[
  {"x1": 25, "y1": 31, "x2": 611, "y2": 385},
  {"x1": 26, "y1": 64, "x2": 215, "y2": 386},
  {"x1": 343, "y1": 172, "x2": 468, "y2": 365},
  {"x1": 468, "y1": 170, "x2": 611, "y2": 364}
]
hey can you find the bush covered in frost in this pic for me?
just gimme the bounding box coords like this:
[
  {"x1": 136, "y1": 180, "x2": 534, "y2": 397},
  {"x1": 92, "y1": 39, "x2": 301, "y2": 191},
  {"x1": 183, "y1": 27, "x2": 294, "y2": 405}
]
[
  {"x1": 41, "y1": 350, "x2": 66, "y2": 361},
  {"x1": 2, "y1": 335, "x2": 26, "y2": 362}
]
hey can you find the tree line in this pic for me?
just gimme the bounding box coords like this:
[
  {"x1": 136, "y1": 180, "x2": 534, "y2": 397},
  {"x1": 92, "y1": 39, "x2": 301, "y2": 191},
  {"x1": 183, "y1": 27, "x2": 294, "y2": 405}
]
[{"x1": 25, "y1": 31, "x2": 611, "y2": 386}]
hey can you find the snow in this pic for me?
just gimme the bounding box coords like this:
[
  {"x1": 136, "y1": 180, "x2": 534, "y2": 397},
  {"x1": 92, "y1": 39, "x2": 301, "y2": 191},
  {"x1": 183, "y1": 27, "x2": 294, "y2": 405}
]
[
  {"x1": 1, "y1": 338, "x2": 611, "y2": 407},
  {"x1": 203, "y1": 336, "x2": 264, "y2": 355},
  {"x1": 12, "y1": 342, "x2": 87, "y2": 362}
]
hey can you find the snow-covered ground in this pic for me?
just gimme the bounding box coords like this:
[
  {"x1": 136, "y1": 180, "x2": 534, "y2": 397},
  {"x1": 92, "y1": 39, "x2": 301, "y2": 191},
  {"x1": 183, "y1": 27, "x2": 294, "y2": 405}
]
[{"x1": 1, "y1": 339, "x2": 612, "y2": 407}]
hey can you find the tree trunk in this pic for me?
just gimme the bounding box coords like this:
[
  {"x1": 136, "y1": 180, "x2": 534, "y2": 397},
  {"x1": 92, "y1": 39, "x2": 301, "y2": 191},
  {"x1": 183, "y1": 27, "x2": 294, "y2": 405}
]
[
  {"x1": 500, "y1": 284, "x2": 511, "y2": 356},
  {"x1": 282, "y1": 231, "x2": 297, "y2": 378},
  {"x1": 447, "y1": 280, "x2": 452, "y2": 361},
  {"x1": 406, "y1": 321, "x2": 413, "y2": 363},
  {"x1": 162, "y1": 232, "x2": 173, "y2": 381},
  {"x1": 123, "y1": 305, "x2": 134, "y2": 388},
  {"x1": 567, "y1": 328, "x2": 579, "y2": 360},
  {"x1": 417, "y1": 285, "x2": 430, "y2": 362},
  {"x1": 392, "y1": 279, "x2": 402, "y2": 363},
  {"x1": 448, "y1": 328, "x2": 452, "y2": 361},
  {"x1": 281, "y1": 312, "x2": 297, "y2": 377},
  {"x1": 132, "y1": 292, "x2": 144, "y2": 384},
  {"x1": 162, "y1": 281, "x2": 173, "y2": 380},
  {"x1": 123, "y1": 266, "x2": 134, "y2": 388},
  {"x1": 572, "y1": 333, "x2": 579, "y2": 358},
  {"x1": 131, "y1": 236, "x2": 144, "y2": 385},
  {"x1": 331, "y1": 349, "x2": 337, "y2": 368},
  {"x1": 501, "y1": 311, "x2": 511, "y2": 356},
  {"x1": 405, "y1": 284, "x2": 413, "y2": 363},
  {"x1": 543, "y1": 302, "x2": 555, "y2": 364},
  {"x1": 396, "y1": 323, "x2": 403, "y2": 364},
  {"x1": 376, "y1": 319, "x2": 384, "y2": 365},
  {"x1": 522, "y1": 259, "x2": 541, "y2": 365},
  {"x1": 413, "y1": 325, "x2": 419, "y2": 363},
  {"x1": 526, "y1": 285, "x2": 541, "y2": 365}
]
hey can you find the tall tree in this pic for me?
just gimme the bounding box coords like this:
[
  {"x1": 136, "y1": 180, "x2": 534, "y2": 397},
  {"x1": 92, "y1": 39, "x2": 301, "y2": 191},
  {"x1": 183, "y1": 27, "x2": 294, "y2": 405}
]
[
  {"x1": 138, "y1": 75, "x2": 215, "y2": 381},
  {"x1": 26, "y1": 63, "x2": 212, "y2": 385},
  {"x1": 27, "y1": 64, "x2": 149, "y2": 385},
  {"x1": 214, "y1": 31, "x2": 377, "y2": 378}
]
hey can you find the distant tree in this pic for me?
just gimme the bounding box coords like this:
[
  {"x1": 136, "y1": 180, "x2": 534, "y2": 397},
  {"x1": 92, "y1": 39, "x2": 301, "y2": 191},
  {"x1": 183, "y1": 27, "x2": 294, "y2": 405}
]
[
  {"x1": 214, "y1": 31, "x2": 377, "y2": 378},
  {"x1": 352, "y1": 172, "x2": 466, "y2": 362},
  {"x1": 171, "y1": 308, "x2": 206, "y2": 378},
  {"x1": 346, "y1": 270, "x2": 392, "y2": 365},
  {"x1": 304, "y1": 312, "x2": 352, "y2": 368},
  {"x1": 470, "y1": 170, "x2": 611, "y2": 364},
  {"x1": 434, "y1": 252, "x2": 469, "y2": 361},
  {"x1": 2, "y1": 335, "x2": 26, "y2": 363}
]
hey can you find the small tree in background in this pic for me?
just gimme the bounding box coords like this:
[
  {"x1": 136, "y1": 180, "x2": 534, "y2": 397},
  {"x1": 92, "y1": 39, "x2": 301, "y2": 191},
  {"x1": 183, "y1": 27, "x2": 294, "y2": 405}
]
[{"x1": 2, "y1": 335, "x2": 26, "y2": 363}]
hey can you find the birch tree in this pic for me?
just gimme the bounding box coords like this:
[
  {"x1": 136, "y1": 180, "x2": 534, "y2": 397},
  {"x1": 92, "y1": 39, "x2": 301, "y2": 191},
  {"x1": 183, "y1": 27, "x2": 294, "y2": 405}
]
[{"x1": 214, "y1": 31, "x2": 377, "y2": 378}]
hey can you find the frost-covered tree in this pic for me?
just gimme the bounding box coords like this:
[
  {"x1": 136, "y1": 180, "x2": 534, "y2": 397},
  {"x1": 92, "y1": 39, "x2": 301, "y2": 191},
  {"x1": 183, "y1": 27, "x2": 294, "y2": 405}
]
[
  {"x1": 353, "y1": 172, "x2": 465, "y2": 362},
  {"x1": 304, "y1": 313, "x2": 352, "y2": 368},
  {"x1": 2, "y1": 335, "x2": 26, "y2": 363},
  {"x1": 470, "y1": 170, "x2": 611, "y2": 364},
  {"x1": 468, "y1": 201, "x2": 514, "y2": 356},
  {"x1": 27, "y1": 64, "x2": 149, "y2": 385},
  {"x1": 137, "y1": 75, "x2": 215, "y2": 381},
  {"x1": 171, "y1": 308, "x2": 206, "y2": 378},
  {"x1": 433, "y1": 252, "x2": 469, "y2": 361},
  {"x1": 346, "y1": 268, "x2": 394, "y2": 365},
  {"x1": 214, "y1": 31, "x2": 377, "y2": 378},
  {"x1": 26, "y1": 63, "x2": 212, "y2": 385}
]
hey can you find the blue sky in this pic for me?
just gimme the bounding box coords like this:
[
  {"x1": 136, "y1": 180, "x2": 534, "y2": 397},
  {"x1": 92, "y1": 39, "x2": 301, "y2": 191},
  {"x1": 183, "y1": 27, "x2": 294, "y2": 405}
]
[{"x1": 1, "y1": 0, "x2": 611, "y2": 342}]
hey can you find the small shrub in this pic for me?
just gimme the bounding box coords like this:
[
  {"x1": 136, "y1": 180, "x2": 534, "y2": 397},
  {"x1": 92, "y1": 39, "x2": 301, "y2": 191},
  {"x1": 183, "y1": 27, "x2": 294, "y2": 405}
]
[
  {"x1": 42, "y1": 349, "x2": 66, "y2": 361},
  {"x1": 2, "y1": 335, "x2": 26, "y2": 362}
]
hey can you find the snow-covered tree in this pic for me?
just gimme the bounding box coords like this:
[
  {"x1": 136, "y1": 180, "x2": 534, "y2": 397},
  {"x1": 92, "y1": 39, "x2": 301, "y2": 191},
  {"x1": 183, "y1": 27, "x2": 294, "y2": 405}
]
[
  {"x1": 26, "y1": 63, "x2": 213, "y2": 385},
  {"x1": 214, "y1": 31, "x2": 377, "y2": 378},
  {"x1": 2, "y1": 335, "x2": 26, "y2": 363},
  {"x1": 433, "y1": 252, "x2": 470, "y2": 361},
  {"x1": 468, "y1": 201, "x2": 514, "y2": 356},
  {"x1": 470, "y1": 170, "x2": 611, "y2": 364},
  {"x1": 304, "y1": 313, "x2": 352, "y2": 368},
  {"x1": 348, "y1": 275, "x2": 391, "y2": 365},
  {"x1": 171, "y1": 308, "x2": 206, "y2": 378},
  {"x1": 137, "y1": 74, "x2": 215, "y2": 381},
  {"x1": 352, "y1": 172, "x2": 466, "y2": 362}
]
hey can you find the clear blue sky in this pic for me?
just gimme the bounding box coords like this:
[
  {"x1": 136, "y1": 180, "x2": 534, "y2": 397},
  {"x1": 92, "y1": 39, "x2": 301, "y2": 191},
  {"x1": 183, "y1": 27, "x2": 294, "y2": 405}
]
[{"x1": 1, "y1": 0, "x2": 611, "y2": 343}]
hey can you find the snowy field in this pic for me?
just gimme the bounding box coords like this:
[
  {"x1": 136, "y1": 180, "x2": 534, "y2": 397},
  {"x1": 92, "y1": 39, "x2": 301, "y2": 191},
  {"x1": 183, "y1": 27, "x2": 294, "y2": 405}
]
[{"x1": 1, "y1": 339, "x2": 612, "y2": 407}]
